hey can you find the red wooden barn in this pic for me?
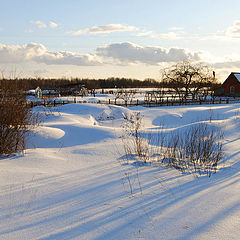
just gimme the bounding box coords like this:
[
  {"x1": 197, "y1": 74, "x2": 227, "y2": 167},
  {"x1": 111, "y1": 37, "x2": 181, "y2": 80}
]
[{"x1": 221, "y1": 72, "x2": 240, "y2": 96}]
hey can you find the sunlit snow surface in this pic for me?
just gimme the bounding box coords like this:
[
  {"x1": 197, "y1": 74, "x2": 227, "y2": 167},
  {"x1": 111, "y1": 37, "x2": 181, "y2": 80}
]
[{"x1": 0, "y1": 103, "x2": 240, "y2": 240}]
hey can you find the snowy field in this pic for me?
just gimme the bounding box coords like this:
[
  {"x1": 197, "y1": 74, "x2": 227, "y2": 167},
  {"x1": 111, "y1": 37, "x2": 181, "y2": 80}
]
[{"x1": 0, "y1": 103, "x2": 240, "y2": 239}]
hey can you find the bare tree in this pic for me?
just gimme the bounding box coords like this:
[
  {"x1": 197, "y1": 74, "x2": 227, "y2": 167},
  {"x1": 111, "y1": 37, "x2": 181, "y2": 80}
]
[{"x1": 161, "y1": 62, "x2": 217, "y2": 100}]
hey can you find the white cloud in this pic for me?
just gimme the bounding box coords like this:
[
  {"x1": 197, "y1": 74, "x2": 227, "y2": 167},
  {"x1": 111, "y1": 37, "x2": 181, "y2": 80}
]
[
  {"x1": 49, "y1": 21, "x2": 58, "y2": 28},
  {"x1": 0, "y1": 42, "x2": 46, "y2": 63},
  {"x1": 70, "y1": 24, "x2": 183, "y2": 40},
  {"x1": 202, "y1": 20, "x2": 240, "y2": 40},
  {"x1": 0, "y1": 42, "x2": 102, "y2": 66},
  {"x1": 30, "y1": 20, "x2": 58, "y2": 29},
  {"x1": 36, "y1": 51, "x2": 101, "y2": 66},
  {"x1": 1, "y1": 41, "x2": 231, "y2": 70},
  {"x1": 226, "y1": 20, "x2": 240, "y2": 38},
  {"x1": 31, "y1": 20, "x2": 47, "y2": 29},
  {"x1": 71, "y1": 24, "x2": 138, "y2": 35},
  {"x1": 96, "y1": 42, "x2": 201, "y2": 65},
  {"x1": 136, "y1": 30, "x2": 179, "y2": 39}
]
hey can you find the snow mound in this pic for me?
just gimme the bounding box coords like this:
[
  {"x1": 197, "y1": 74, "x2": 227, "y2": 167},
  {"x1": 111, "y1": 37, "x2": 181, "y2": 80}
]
[
  {"x1": 26, "y1": 126, "x2": 65, "y2": 149},
  {"x1": 2, "y1": 103, "x2": 240, "y2": 240},
  {"x1": 32, "y1": 126, "x2": 65, "y2": 139}
]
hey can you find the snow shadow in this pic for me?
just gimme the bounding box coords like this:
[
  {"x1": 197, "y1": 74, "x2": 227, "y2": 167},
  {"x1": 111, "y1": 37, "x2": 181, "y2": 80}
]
[
  {"x1": 27, "y1": 125, "x2": 115, "y2": 149},
  {"x1": 1, "y1": 159, "x2": 240, "y2": 240}
]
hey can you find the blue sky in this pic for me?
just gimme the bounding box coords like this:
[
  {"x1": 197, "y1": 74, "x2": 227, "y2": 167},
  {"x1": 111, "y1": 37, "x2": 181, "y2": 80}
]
[{"x1": 1, "y1": 0, "x2": 240, "y2": 81}]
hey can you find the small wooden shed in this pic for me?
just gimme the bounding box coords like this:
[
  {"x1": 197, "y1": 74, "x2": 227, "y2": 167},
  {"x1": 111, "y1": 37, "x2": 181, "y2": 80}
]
[{"x1": 221, "y1": 72, "x2": 240, "y2": 96}]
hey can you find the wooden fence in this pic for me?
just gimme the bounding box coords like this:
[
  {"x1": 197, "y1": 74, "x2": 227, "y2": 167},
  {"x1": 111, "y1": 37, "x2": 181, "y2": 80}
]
[{"x1": 28, "y1": 96, "x2": 240, "y2": 108}]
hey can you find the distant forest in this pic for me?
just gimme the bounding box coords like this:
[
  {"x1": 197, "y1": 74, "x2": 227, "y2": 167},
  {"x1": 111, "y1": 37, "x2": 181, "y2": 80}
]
[{"x1": 0, "y1": 77, "x2": 162, "y2": 90}]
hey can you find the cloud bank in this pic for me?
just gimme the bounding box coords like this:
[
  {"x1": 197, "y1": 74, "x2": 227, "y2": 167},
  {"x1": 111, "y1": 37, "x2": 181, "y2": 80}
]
[
  {"x1": 0, "y1": 42, "x2": 102, "y2": 66},
  {"x1": 96, "y1": 42, "x2": 201, "y2": 65},
  {"x1": 213, "y1": 61, "x2": 240, "y2": 69},
  {"x1": 0, "y1": 42, "x2": 203, "y2": 67}
]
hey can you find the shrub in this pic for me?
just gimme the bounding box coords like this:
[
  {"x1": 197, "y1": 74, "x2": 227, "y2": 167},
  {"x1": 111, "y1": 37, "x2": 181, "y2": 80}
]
[
  {"x1": 162, "y1": 123, "x2": 224, "y2": 176},
  {"x1": 121, "y1": 112, "x2": 151, "y2": 163},
  {"x1": 120, "y1": 112, "x2": 224, "y2": 176},
  {"x1": 0, "y1": 80, "x2": 39, "y2": 156}
]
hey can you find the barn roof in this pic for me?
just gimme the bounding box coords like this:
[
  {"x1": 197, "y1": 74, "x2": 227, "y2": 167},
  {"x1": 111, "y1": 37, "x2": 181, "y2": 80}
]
[
  {"x1": 233, "y1": 73, "x2": 240, "y2": 82},
  {"x1": 222, "y1": 72, "x2": 240, "y2": 85}
]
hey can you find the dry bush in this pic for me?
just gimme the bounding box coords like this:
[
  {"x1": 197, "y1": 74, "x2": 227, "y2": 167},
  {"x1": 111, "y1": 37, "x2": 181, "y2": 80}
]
[
  {"x1": 121, "y1": 112, "x2": 152, "y2": 163},
  {"x1": 0, "y1": 80, "x2": 40, "y2": 156},
  {"x1": 120, "y1": 112, "x2": 224, "y2": 176},
  {"x1": 162, "y1": 123, "x2": 224, "y2": 176}
]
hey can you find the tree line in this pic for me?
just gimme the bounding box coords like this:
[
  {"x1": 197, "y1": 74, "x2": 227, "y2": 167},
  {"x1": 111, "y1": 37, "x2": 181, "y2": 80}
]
[
  {"x1": 0, "y1": 77, "x2": 162, "y2": 91},
  {"x1": 0, "y1": 62, "x2": 221, "y2": 98}
]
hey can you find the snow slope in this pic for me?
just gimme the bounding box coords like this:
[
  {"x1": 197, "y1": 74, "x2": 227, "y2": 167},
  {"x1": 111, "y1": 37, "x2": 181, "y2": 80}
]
[{"x1": 0, "y1": 103, "x2": 240, "y2": 240}]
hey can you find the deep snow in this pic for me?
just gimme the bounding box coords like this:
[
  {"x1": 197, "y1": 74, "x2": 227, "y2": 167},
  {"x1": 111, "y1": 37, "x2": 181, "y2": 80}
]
[{"x1": 0, "y1": 103, "x2": 240, "y2": 240}]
